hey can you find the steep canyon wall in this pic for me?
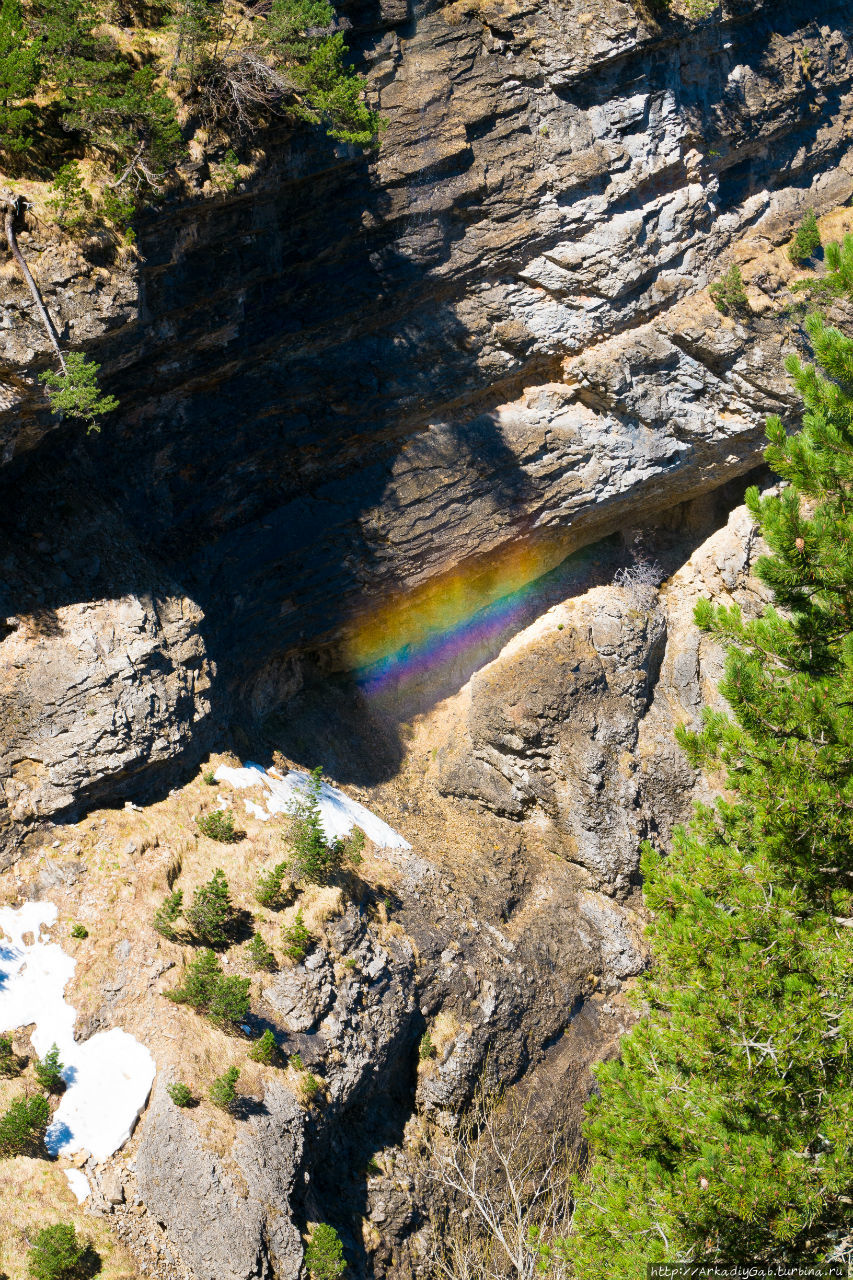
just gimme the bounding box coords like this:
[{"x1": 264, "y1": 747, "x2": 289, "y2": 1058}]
[{"x1": 0, "y1": 0, "x2": 852, "y2": 843}]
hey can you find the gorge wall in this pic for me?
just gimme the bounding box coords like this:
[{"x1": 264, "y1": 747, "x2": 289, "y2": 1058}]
[
  {"x1": 1, "y1": 0, "x2": 852, "y2": 845},
  {"x1": 1, "y1": 2, "x2": 853, "y2": 1275}
]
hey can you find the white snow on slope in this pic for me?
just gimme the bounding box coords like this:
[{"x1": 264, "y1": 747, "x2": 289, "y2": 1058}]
[
  {"x1": 0, "y1": 901, "x2": 155, "y2": 1162},
  {"x1": 214, "y1": 761, "x2": 411, "y2": 850},
  {"x1": 65, "y1": 1168, "x2": 90, "y2": 1203}
]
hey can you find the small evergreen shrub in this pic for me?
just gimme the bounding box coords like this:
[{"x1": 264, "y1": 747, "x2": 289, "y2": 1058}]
[
  {"x1": 289, "y1": 1051, "x2": 304, "y2": 1072},
  {"x1": 40, "y1": 354, "x2": 119, "y2": 434},
  {"x1": 34, "y1": 1044, "x2": 64, "y2": 1093},
  {"x1": 286, "y1": 767, "x2": 363, "y2": 886},
  {"x1": 207, "y1": 974, "x2": 251, "y2": 1030},
  {"x1": 787, "y1": 210, "x2": 820, "y2": 263},
  {"x1": 418, "y1": 1031, "x2": 436, "y2": 1062},
  {"x1": 201, "y1": 769, "x2": 217, "y2": 785},
  {"x1": 166, "y1": 1082, "x2": 194, "y2": 1107},
  {"x1": 0, "y1": 0, "x2": 38, "y2": 161},
  {"x1": 0, "y1": 1093, "x2": 50, "y2": 1156},
  {"x1": 26, "y1": 1223, "x2": 101, "y2": 1280},
  {"x1": 0, "y1": 1033, "x2": 22, "y2": 1078},
  {"x1": 152, "y1": 889, "x2": 183, "y2": 939},
  {"x1": 246, "y1": 932, "x2": 277, "y2": 971},
  {"x1": 248, "y1": 1029, "x2": 278, "y2": 1065},
  {"x1": 255, "y1": 860, "x2": 291, "y2": 909},
  {"x1": 70, "y1": 923, "x2": 88, "y2": 939},
  {"x1": 301, "y1": 1072, "x2": 322, "y2": 1104},
  {"x1": 209, "y1": 1065, "x2": 239, "y2": 1112},
  {"x1": 211, "y1": 147, "x2": 241, "y2": 192},
  {"x1": 185, "y1": 868, "x2": 235, "y2": 947},
  {"x1": 99, "y1": 187, "x2": 136, "y2": 242},
  {"x1": 195, "y1": 809, "x2": 240, "y2": 843},
  {"x1": 343, "y1": 957, "x2": 357, "y2": 971},
  {"x1": 47, "y1": 162, "x2": 92, "y2": 229},
  {"x1": 794, "y1": 231, "x2": 853, "y2": 299},
  {"x1": 709, "y1": 263, "x2": 749, "y2": 317},
  {"x1": 165, "y1": 947, "x2": 222, "y2": 1009},
  {"x1": 165, "y1": 949, "x2": 249, "y2": 1030},
  {"x1": 304, "y1": 1222, "x2": 346, "y2": 1278},
  {"x1": 281, "y1": 909, "x2": 313, "y2": 963}
]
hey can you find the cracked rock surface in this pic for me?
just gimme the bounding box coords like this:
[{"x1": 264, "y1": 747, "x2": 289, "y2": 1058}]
[{"x1": 0, "y1": 0, "x2": 852, "y2": 843}]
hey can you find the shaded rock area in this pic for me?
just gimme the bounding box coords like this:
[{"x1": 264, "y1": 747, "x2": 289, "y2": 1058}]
[
  {"x1": 47, "y1": 488, "x2": 766, "y2": 1280},
  {"x1": 1, "y1": 0, "x2": 853, "y2": 1275},
  {"x1": 434, "y1": 488, "x2": 772, "y2": 895},
  {"x1": 0, "y1": 0, "x2": 852, "y2": 847}
]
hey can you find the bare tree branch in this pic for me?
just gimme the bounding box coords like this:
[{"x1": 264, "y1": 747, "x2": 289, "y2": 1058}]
[{"x1": 429, "y1": 1078, "x2": 575, "y2": 1280}]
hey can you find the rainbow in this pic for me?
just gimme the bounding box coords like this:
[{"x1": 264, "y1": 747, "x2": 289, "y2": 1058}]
[{"x1": 344, "y1": 532, "x2": 606, "y2": 699}]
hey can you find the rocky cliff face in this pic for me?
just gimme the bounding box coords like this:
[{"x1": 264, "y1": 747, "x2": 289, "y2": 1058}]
[
  {"x1": 1, "y1": 0, "x2": 852, "y2": 844},
  {"x1": 4, "y1": 489, "x2": 767, "y2": 1280},
  {"x1": 1, "y1": 0, "x2": 853, "y2": 1275}
]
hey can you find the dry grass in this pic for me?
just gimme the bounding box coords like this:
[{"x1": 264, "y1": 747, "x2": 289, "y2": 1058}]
[
  {"x1": 418, "y1": 1009, "x2": 463, "y2": 1077},
  {"x1": 431, "y1": 1009, "x2": 461, "y2": 1058},
  {"x1": 0, "y1": 742, "x2": 471, "y2": 1267},
  {"x1": 0, "y1": 1158, "x2": 140, "y2": 1280},
  {"x1": 294, "y1": 885, "x2": 344, "y2": 938}
]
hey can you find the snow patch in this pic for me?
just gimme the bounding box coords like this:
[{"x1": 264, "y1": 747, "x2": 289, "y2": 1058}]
[
  {"x1": 215, "y1": 762, "x2": 411, "y2": 850},
  {"x1": 64, "y1": 1168, "x2": 90, "y2": 1203},
  {"x1": 0, "y1": 902, "x2": 156, "y2": 1163},
  {"x1": 244, "y1": 799, "x2": 270, "y2": 821}
]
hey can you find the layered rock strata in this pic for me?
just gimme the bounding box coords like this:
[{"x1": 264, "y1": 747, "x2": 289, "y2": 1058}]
[{"x1": 0, "y1": 0, "x2": 852, "y2": 841}]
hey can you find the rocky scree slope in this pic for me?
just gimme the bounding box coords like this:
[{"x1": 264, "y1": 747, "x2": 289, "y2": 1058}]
[{"x1": 0, "y1": 0, "x2": 851, "y2": 846}]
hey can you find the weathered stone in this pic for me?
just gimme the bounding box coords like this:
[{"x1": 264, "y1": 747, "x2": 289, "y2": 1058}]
[
  {"x1": 0, "y1": 0, "x2": 851, "y2": 847},
  {"x1": 437, "y1": 586, "x2": 667, "y2": 888},
  {"x1": 135, "y1": 1081, "x2": 303, "y2": 1280}
]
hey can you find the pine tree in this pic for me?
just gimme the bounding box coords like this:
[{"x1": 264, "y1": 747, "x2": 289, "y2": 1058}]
[
  {"x1": 246, "y1": 931, "x2": 277, "y2": 971},
  {"x1": 34, "y1": 1044, "x2": 64, "y2": 1093},
  {"x1": 27, "y1": 1222, "x2": 100, "y2": 1280},
  {"x1": 255, "y1": 859, "x2": 291, "y2": 908},
  {"x1": 164, "y1": 946, "x2": 222, "y2": 1009},
  {"x1": 33, "y1": 0, "x2": 183, "y2": 184},
  {"x1": 248, "y1": 1028, "x2": 278, "y2": 1064},
  {"x1": 40, "y1": 352, "x2": 119, "y2": 433},
  {"x1": 185, "y1": 868, "x2": 235, "y2": 947},
  {"x1": 795, "y1": 231, "x2": 853, "y2": 299},
  {"x1": 291, "y1": 31, "x2": 380, "y2": 145},
  {"x1": 166, "y1": 1081, "x2": 194, "y2": 1107},
  {"x1": 788, "y1": 209, "x2": 821, "y2": 264},
  {"x1": 168, "y1": 0, "x2": 225, "y2": 85},
  {"x1": 287, "y1": 767, "x2": 362, "y2": 885},
  {"x1": 46, "y1": 161, "x2": 92, "y2": 228},
  {"x1": 153, "y1": 888, "x2": 184, "y2": 939},
  {"x1": 209, "y1": 1064, "x2": 239, "y2": 1111},
  {"x1": 207, "y1": 973, "x2": 250, "y2": 1029},
  {"x1": 567, "y1": 316, "x2": 853, "y2": 1275},
  {"x1": 0, "y1": 0, "x2": 39, "y2": 159},
  {"x1": 281, "y1": 907, "x2": 312, "y2": 962},
  {"x1": 0, "y1": 1032, "x2": 22, "y2": 1078},
  {"x1": 0, "y1": 1094, "x2": 50, "y2": 1156},
  {"x1": 304, "y1": 1223, "x2": 346, "y2": 1278}
]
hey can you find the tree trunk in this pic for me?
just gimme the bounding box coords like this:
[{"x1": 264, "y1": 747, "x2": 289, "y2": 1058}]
[{"x1": 2, "y1": 193, "x2": 67, "y2": 374}]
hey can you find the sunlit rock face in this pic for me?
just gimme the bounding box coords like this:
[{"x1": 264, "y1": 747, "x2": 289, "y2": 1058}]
[
  {"x1": 1, "y1": 5, "x2": 851, "y2": 1275},
  {"x1": 1, "y1": 0, "x2": 852, "y2": 832}
]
